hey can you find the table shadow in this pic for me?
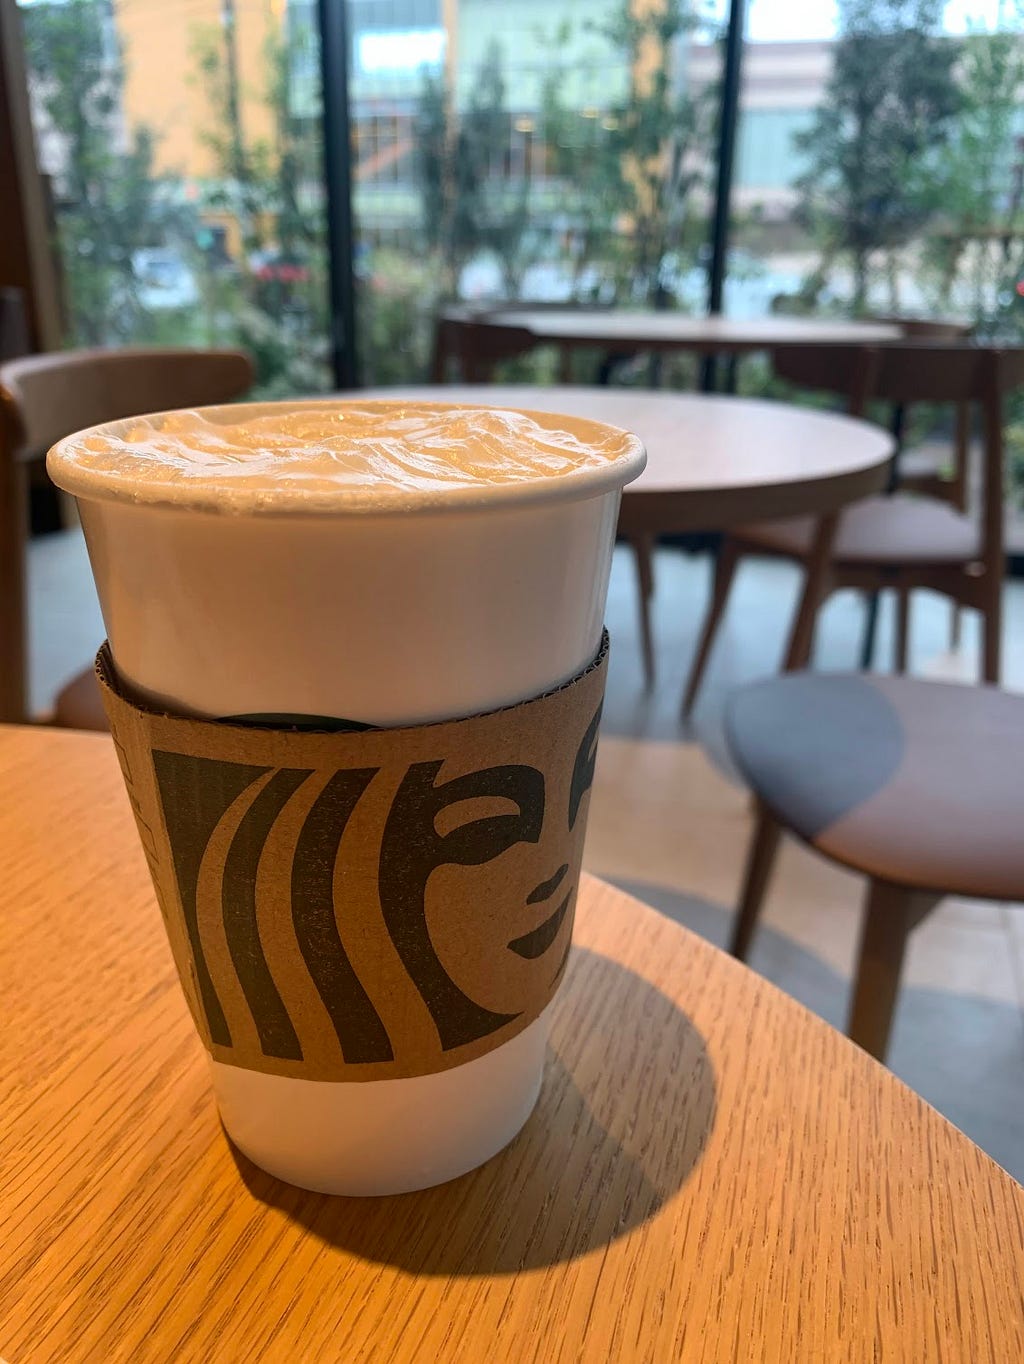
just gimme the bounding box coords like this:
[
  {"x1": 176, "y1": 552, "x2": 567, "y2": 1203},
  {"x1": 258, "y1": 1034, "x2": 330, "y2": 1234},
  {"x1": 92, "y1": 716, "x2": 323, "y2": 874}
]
[{"x1": 229, "y1": 946, "x2": 717, "y2": 1275}]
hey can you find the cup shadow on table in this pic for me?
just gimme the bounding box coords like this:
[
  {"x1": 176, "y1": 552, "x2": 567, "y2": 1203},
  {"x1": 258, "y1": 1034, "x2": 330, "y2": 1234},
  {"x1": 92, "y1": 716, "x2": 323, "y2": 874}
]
[{"x1": 230, "y1": 945, "x2": 717, "y2": 1276}]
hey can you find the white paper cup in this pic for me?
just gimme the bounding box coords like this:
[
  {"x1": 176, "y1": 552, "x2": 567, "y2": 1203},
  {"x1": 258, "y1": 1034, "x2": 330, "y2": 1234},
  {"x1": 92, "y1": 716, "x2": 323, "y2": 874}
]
[{"x1": 49, "y1": 399, "x2": 645, "y2": 1195}]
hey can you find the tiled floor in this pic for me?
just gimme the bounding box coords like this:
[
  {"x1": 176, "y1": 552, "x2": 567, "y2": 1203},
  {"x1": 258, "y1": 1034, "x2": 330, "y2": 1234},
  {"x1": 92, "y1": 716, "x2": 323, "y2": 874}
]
[{"x1": 28, "y1": 529, "x2": 1024, "y2": 1181}]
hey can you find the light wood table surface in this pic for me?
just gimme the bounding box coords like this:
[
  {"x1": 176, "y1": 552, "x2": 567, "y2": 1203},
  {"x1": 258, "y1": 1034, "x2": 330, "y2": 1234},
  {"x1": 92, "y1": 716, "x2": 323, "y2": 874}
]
[
  {"x1": 479, "y1": 309, "x2": 902, "y2": 354},
  {"x1": 3, "y1": 726, "x2": 1022, "y2": 1362},
  {"x1": 361, "y1": 387, "x2": 895, "y2": 531}
]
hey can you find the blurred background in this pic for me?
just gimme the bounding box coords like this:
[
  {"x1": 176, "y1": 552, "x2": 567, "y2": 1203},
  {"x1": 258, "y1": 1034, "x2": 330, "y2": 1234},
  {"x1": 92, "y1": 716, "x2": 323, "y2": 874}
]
[
  {"x1": 12, "y1": 0, "x2": 1024, "y2": 531},
  {"x1": 8, "y1": 3, "x2": 1024, "y2": 417}
]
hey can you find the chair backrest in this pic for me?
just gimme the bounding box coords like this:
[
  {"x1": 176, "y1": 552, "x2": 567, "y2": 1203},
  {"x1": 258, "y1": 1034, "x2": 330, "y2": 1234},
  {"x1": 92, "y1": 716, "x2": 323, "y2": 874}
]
[
  {"x1": 771, "y1": 345, "x2": 882, "y2": 418},
  {"x1": 866, "y1": 320, "x2": 974, "y2": 508},
  {"x1": 977, "y1": 347, "x2": 1024, "y2": 584},
  {"x1": 0, "y1": 346, "x2": 253, "y2": 459},
  {"x1": 774, "y1": 341, "x2": 1024, "y2": 582},
  {"x1": 430, "y1": 310, "x2": 540, "y2": 384},
  {"x1": 0, "y1": 345, "x2": 253, "y2": 724},
  {"x1": 877, "y1": 343, "x2": 1024, "y2": 602},
  {"x1": 0, "y1": 288, "x2": 30, "y2": 364}
]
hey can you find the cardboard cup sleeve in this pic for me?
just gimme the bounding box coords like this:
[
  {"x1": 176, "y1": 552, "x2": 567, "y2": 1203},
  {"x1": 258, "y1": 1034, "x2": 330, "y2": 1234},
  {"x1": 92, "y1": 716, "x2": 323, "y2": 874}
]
[{"x1": 97, "y1": 633, "x2": 609, "y2": 1084}]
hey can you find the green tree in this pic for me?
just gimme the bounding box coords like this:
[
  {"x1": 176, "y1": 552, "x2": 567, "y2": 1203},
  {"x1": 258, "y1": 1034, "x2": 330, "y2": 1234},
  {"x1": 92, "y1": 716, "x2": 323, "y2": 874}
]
[
  {"x1": 189, "y1": 12, "x2": 330, "y2": 395},
  {"x1": 795, "y1": 0, "x2": 961, "y2": 312},
  {"x1": 920, "y1": 23, "x2": 1024, "y2": 319},
  {"x1": 462, "y1": 47, "x2": 534, "y2": 297},
  {"x1": 540, "y1": 22, "x2": 624, "y2": 301},
  {"x1": 414, "y1": 42, "x2": 534, "y2": 300},
  {"x1": 541, "y1": 0, "x2": 718, "y2": 306},
  {"x1": 415, "y1": 66, "x2": 449, "y2": 273},
  {"x1": 21, "y1": 0, "x2": 191, "y2": 345},
  {"x1": 191, "y1": 22, "x2": 280, "y2": 270}
]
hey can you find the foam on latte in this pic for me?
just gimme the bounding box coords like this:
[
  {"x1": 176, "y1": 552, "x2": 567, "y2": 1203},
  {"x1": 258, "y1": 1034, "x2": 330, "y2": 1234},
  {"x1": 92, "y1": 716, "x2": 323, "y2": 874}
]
[{"x1": 48, "y1": 401, "x2": 645, "y2": 514}]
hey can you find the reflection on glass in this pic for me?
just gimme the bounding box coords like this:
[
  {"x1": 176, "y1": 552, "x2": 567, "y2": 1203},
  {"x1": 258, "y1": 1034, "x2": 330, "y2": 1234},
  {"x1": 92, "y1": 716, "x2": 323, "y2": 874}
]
[{"x1": 18, "y1": 0, "x2": 331, "y2": 396}]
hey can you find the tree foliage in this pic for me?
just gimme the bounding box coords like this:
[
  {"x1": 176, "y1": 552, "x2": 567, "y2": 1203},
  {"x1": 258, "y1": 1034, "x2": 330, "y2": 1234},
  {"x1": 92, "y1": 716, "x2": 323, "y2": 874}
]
[
  {"x1": 415, "y1": 0, "x2": 717, "y2": 308},
  {"x1": 542, "y1": 0, "x2": 717, "y2": 305},
  {"x1": 414, "y1": 42, "x2": 534, "y2": 299},
  {"x1": 920, "y1": 26, "x2": 1024, "y2": 318},
  {"x1": 795, "y1": 0, "x2": 961, "y2": 311},
  {"x1": 189, "y1": 13, "x2": 330, "y2": 394},
  {"x1": 21, "y1": 0, "x2": 190, "y2": 345}
]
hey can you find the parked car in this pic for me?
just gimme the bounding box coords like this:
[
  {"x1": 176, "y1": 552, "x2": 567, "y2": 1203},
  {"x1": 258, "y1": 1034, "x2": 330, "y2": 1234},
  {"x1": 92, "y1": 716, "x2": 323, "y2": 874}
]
[{"x1": 132, "y1": 249, "x2": 200, "y2": 310}]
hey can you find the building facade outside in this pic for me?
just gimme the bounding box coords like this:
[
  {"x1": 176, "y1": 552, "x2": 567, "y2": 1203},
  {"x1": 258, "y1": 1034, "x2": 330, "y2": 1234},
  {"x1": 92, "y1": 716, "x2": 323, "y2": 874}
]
[
  {"x1": 105, "y1": 0, "x2": 834, "y2": 256},
  {"x1": 116, "y1": 0, "x2": 282, "y2": 182}
]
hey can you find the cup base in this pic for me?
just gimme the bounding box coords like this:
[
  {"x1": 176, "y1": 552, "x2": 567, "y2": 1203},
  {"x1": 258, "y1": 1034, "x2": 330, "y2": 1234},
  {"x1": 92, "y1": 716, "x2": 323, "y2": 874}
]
[{"x1": 211, "y1": 1010, "x2": 550, "y2": 1196}]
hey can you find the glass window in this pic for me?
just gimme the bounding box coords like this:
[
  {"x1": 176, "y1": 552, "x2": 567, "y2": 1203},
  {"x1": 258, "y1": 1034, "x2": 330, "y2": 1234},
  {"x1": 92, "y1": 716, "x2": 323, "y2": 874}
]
[
  {"x1": 350, "y1": 0, "x2": 723, "y2": 385},
  {"x1": 17, "y1": 0, "x2": 332, "y2": 396},
  {"x1": 729, "y1": 0, "x2": 1024, "y2": 328}
]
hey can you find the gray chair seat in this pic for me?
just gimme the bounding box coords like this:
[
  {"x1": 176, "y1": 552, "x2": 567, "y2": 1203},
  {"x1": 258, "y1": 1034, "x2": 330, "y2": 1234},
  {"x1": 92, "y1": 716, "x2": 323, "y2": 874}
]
[
  {"x1": 732, "y1": 496, "x2": 981, "y2": 566},
  {"x1": 727, "y1": 673, "x2": 1024, "y2": 902}
]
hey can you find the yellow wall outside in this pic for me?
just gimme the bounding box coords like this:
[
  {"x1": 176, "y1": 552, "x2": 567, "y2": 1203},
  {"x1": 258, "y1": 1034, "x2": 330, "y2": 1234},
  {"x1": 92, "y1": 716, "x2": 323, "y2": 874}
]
[{"x1": 115, "y1": 0, "x2": 283, "y2": 181}]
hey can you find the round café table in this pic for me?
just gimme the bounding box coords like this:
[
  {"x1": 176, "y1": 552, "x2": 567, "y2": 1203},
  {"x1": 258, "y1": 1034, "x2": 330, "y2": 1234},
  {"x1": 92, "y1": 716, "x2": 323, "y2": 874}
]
[
  {"x1": 2, "y1": 726, "x2": 1021, "y2": 1362},
  {"x1": 439, "y1": 310, "x2": 903, "y2": 391},
  {"x1": 362, "y1": 386, "x2": 893, "y2": 528},
  {"x1": 479, "y1": 308, "x2": 902, "y2": 356},
  {"x1": 361, "y1": 385, "x2": 896, "y2": 683}
]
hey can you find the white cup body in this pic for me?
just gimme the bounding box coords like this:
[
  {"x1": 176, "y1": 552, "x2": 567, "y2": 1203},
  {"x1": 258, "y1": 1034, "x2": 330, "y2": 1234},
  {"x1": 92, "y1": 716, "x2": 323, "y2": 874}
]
[
  {"x1": 64, "y1": 402, "x2": 637, "y2": 1195},
  {"x1": 79, "y1": 493, "x2": 620, "y2": 725}
]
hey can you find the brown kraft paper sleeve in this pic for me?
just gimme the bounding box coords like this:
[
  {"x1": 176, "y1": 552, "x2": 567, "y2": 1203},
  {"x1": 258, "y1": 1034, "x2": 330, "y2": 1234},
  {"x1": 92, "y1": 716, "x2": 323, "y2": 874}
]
[{"x1": 97, "y1": 634, "x2": 609, "y2": 1083}]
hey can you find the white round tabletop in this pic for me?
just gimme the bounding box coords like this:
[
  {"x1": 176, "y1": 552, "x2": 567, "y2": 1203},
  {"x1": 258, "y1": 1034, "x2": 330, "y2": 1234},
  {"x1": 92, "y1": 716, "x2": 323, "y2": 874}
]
[
  {"x1": 478, "y1": 311, "x2": 902, "y2": 352},
  {"x1": 358, "y1": 386, "x2": 896, "y2": 531}
]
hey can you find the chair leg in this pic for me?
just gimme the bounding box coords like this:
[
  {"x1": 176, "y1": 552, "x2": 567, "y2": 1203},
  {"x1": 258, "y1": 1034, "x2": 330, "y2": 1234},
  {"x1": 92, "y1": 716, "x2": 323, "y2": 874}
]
[
  {"x1": 680, "y1": 538, "x2": 741, "y2": 718},
  {"x1": 982, "y1": 589, "x2": 1002, "y2": 685},
  {"x1": 860, "y1": 591, "x2": 881, "y2": 670},
  {"x1": 729, "y1": 806, "x2": 782, "y2": 961},
  {"x1": 950, "y1": 602, "x2": 963, "y2": 651},
  {"x1": 0, "y1": 460, "x2": 28, "y2": 724},
  {"x1": 782, "y1": 513, "x2": 838, "y2": 672},
  {"x1": 953, "y1": 400, "x2": 971, "y2": 513},
  {"x1": 847, "y1": 880, "x2": 935, "y2": 1062},
  {"x1": 894, "y1": 587, "x2": 910, "y2": 675},
  {"x1": 632, "y1": 535, "x2": 656, "y2": 691}
]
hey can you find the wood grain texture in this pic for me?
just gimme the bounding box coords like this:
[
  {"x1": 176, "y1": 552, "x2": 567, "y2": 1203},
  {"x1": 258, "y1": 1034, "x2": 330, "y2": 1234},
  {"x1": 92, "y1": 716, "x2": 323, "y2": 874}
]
[
  {"x1": 2, "y1": 726, "x2": 1022, "y2": 1364},
  {"x1": 359, "y1": 387, "x2": 895, "y2": 530}
]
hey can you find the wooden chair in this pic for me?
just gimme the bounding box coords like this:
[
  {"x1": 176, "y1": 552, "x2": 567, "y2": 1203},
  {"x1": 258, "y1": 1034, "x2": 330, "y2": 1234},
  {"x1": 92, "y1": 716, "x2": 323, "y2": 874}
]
[
  {"x1": 867, "y1": 317, "x2": 974, "y2": 512},
  {"x1": 681, "y1": 344, "x2": 1024, "y2": 716},
  {"x1": 725, "y1": 670, "x2": 1024, "y2": 1061},
  {"x1": 0, "y1": 288, "x2": 30, "y2": 364},
  {"x1": 428, "y1": 309, "x2": 659, "y2": 684},
  {"x1": 0, "y1": 346, "x2": 253, "y2": 729},
  {"x1": 862, "y1": 318, "x2": 974, "y2": 661},
  {"x1": 431, "y1": 303, "x2": 609, "y2": 385},
  {"x1": 681, "y1": 343, "x2": 880, "y2": 713},
  {"x1": 429, "y1": 310, "x2": 541, "y2": 384}
]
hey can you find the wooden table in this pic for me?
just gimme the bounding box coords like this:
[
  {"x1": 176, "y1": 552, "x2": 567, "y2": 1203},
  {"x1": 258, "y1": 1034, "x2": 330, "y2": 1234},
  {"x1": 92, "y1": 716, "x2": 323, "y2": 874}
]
[
  {"x1": 362, "y1": 386, "x2": 896, "y2": 682},
  {"x1": 479, "y1": 309, "x2": 902, "y2": 356},
  {"x1": 3, "y1": 726, "x2": 1022, "y2": 1362},
  {"x1": 363, "y1": 386, "x2": 894, "y2": 531}
]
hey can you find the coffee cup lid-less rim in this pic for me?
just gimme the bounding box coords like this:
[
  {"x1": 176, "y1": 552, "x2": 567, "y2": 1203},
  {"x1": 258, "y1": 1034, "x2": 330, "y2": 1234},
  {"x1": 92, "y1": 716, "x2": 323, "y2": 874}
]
[{"x1": 45, "y1": 398, "x2": 647, "y2": 518}]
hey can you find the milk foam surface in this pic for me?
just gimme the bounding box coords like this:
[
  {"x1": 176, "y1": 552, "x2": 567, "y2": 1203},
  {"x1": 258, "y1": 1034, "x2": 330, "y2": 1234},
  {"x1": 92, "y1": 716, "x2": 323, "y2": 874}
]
[{"x1": 47, "y1": 401, "x2": 644, "y2": 514}]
